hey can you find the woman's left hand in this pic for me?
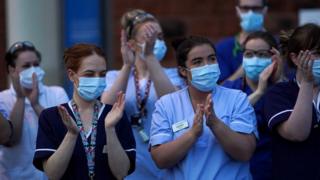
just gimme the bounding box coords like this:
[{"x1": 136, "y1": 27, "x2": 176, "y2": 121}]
[
  {"x1": 270, "y1": 47, "x2": 284, "y2": 82},
  {"x1": 105, "y1": 91, "x2": 126, "y2": 128},
  {"x1": 204, "y1": 94, "x2": 218, "y2": 127}
]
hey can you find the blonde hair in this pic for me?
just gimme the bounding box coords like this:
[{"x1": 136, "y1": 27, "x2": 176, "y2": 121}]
[{"x1": 121, "y1": 9, "x2": 157, "y2": 39}]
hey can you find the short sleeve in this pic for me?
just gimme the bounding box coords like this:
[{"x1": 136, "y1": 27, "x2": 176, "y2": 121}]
[
  {"x1": 54, "y1": 87, "x2": 69, "y2": 105},
  {"x1": 230, "y1": 91, "x2": 258, "y2": 138},
  {"x1": 115, "y1": 113, "x2": 136, "y2": 174},
  {"x1": 149, "y1": 99, "x2": 173, "y2": 147},
  {"x1": 104, "y1": 70, "x2": 119, "y2": 92},
  {"x1": 33, "y1": 108, "x2": 59, "y2": 171},
  {"x1": 263, "y1": 85, "x2": 295, "y2": 130},
  {"x1": 0, "y1": 96, "x2": 10, "y2": 120}
]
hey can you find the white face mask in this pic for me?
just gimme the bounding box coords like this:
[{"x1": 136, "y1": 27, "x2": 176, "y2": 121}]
[{"x1": 19, "y1": 66, "x2": 45, "y2": 89}]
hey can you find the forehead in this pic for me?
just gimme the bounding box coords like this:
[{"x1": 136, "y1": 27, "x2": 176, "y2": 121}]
[
  {"x1": 77, "y1": 54, "x2": 106, "y2": 72},
  {"x1": 239, "y1": 0, "x2": 263, "y2": 6},
  {"x1": 245, "y1": 38, "x2": 270, "y2": 50},
  {"x1": 15, "y1": 51, "x2": 39, "y2": 64},
  {"x1": 188, "y1": 44, "x2": 215, "y2": 59}
]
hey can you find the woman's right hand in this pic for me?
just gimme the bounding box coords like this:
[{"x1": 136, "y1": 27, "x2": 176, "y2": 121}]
[
  {"x1": 58, "y1": 105, "x2": 79, "y2": 135},
  {"x1": 297, "y1": 50, "x2": 313, "y2": 83},
  {"x1": 142, "y1": 23, "x2": 158, "y2": 58},
  {"x1": 256, "y1": 62, "x2": 276, "y2": 94},
  {"x1": 11, "y1": 70, "x2": 25, "y2": 98},
  {"x1": 121, "y1": 30, "x2": 135, "y2": 66},
  {"x1": 190, "y1": 104, "x2": 204, "y2": 138}
]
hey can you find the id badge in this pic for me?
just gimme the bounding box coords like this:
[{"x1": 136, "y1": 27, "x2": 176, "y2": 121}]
[
  {"x1": 131, "y1": 113, "x2": 142, "y2": 127},
  {"x1": 172, "y1": 120, "x2": 189, "y2": 133},
  {"x1": 138, "y1": 128, "x2": 149, "y2": 143}
]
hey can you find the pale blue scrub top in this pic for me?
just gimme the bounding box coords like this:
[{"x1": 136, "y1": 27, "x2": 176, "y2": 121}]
[
  {"x1": 105, "y1": 68, "x2": 185, "y2": 180},
  {"x1": 150, "y1": 86, "x2": 257, "y2": 180}
]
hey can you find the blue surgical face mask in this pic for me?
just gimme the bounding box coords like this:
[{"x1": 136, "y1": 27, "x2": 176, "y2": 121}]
[
  {"x1": 243, "y1": 56, "x2": 272, "y2": 81},
  {"x1": 19, "y1": 66, "x2": 45, "y2": 89},
  {"x1": 153, "y1": 39, "x2": 167, "y2": 61},
  {"x1": 240, "y1": 10, "x2": 264, "y2": 32},
  {"x1": 312, "y1": 59, "x2": 320, "y2": 85},
  {"x1": 77, "y1": 77, "x2": 106, "y2": 101},
  {"x1": 189, "y1": 64, "x2": 221, "y2": 92}
]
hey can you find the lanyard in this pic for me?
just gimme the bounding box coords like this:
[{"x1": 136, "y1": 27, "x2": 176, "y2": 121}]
[
  {"x1": 71, "y1": 100, "x2": 101, "y2": 179},
  {"x1": 133, "y1": 66, "x2": 152, "y2": 117}
]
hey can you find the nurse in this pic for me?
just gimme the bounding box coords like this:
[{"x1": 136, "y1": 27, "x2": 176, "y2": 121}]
[
  {"x1": 150, "y1": 36, "x2": 257, "y2": 179},
  {"x1": 223, "y1": 31, "x2": 284, "y2": 180},
  {"x1": 102, "y1": 9, "x2": 179, "y2": 179},
  {"x1": 0, "y1": 41, "x2": 69, "y2": 179},
  {"x1": 33, "y1": 44, "x2": 136, "y2": 180},
  {"x1": 263, "y1": 23, "x2": 320, "y2": 179}
]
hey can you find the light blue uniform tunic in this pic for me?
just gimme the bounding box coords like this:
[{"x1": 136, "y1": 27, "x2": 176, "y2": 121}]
[{"x1": 150, "y1": 86, "x2": 257, "y2": 180}]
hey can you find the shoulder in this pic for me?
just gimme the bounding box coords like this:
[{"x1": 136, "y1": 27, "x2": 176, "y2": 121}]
[
  {"x1": 44, "y1": 85, "x2": 66, "y2": 93},
  {"x1": 0, "y1": 89, "x2": 13, "y2": 103},
  {"x1": 216, "y1": 85, "x2": 245, "y2": 96},
  {"x1": 222, "y1": 78, "x2": 243, "y2": 89},
  {"x1": 106, "y1": 70, "x2": 120, "y2": 77},
  {"x1": 266, "y1": 81, "x2": 298, "y2": 97},
  {"x1": 158, "y1": 87, "x2": 187, "y2": 103},
  {"x1": 216, "y1": 36, "x2": 236, "y2": 48}
]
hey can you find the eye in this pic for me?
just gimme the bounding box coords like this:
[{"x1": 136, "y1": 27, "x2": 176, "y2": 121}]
[
  {"x1": 22, "y1": 64, "x2": 31, "y2": 69},
  {"x1": 209, "y1": 55, "x2": 217, "y2": 62},
  {"x1": 244, "y1": 51, "x2": 254, "y2": 58},
  {"x1": 100, "y1": 71, "x2": 107, "y2": 77}
]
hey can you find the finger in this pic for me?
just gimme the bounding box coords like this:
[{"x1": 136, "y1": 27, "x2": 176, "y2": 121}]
[
  {"x1": 262, "y1": 62, "x2": 275, "y2": 76},
  {"x1": 307, "y1": 58, "x2": 314, "y2": 73},
  {"x1": 301, "y1": 50, "x2": 309, "y2": 68},
  {"x1": 32, "y1": 73, "x2": 38, "y2": 90},
  {"x1": 270, "y1": 47, "x2": 280, "y2": 56},
  {"x1": 198, "y1": 106, "x2": 204, "y2": 124},
  {"x1": 121, "y1": 30, "x2": 127, "y2": 45}
]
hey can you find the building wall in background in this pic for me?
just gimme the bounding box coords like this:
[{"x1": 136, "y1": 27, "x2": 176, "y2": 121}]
[
  {"x1": 0, "y1": 0, "x2": 6, "y2": 91},
  {"x1": 109, "y1": 0, "x2": 320, "y2": 69},
  {"x1": 5, "y1": 0, "x2": 62, "y2": 89}
]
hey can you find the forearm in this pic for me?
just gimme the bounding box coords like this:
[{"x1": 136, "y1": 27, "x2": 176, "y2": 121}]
[
  {"x1": 43, "y1": 132, "x2": 78, "y2": 180},
  {"x1": 278, "y1": 81, "x2": 313, "y2": 141},
  {"x1": 0, "y1": 114, "x2": 10, "y2": 144},
  {"x1": 227, "y1": 67, "x2": 244, "y2": 81},
  {"x1": 106, "y1": 127, "x2": 130, "y2": 179},
  {"x1": 209, "y1": 120, "x2": 256, "y2": 161},
  {"x1": 151, "y1": 130, "x2": 197, "y2": 169},
  {"x1": 145, "y1": 55, "x2": 176, "y2": 97},
  {"x1": 9, "y1": 97, "x2": 25, "y2": 145},
  {"x1": 102, "y1": 65, "x2": 131, "y2": 104},
  {"x1": 248, "y1": 91, "x2": 264, "y2": 106},
  {"x1": 32, "y1": 104, "x2": 44, "y2": 117}
]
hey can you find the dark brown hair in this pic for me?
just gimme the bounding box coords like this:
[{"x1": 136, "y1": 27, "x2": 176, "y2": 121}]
[
  {"x1": 172, "y1": 36, "x2": 216, "y2": 77},
  {"x1": 63, "y1": 44, "x2": 106, "y2": 72},
  {"x1": 280, "y1": 23, "x2": 320, "y2": 68},
  {"x1": 243, "y1": 31, "x2": 278, "y2": 50}
]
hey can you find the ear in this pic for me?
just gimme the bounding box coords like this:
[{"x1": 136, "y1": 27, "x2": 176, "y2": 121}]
[
  {"x1": 8, "y1": 66, "x2": 15, "y2": 75},
  {"x1": 290, "y1": 52, "x2": 299, "y2": 66},
  {"x1": 235, "y1": 6, "x2": 241, "y2": 17},
  {"x1": 67, "y1": 69, "x2": 77, "y2": 83},
  {"x1": 178, "y1": 66, "x2": 188, "y2": 79},
  {"x1": 262, "y1": 6, "x2": 268, "y2": 15}
]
